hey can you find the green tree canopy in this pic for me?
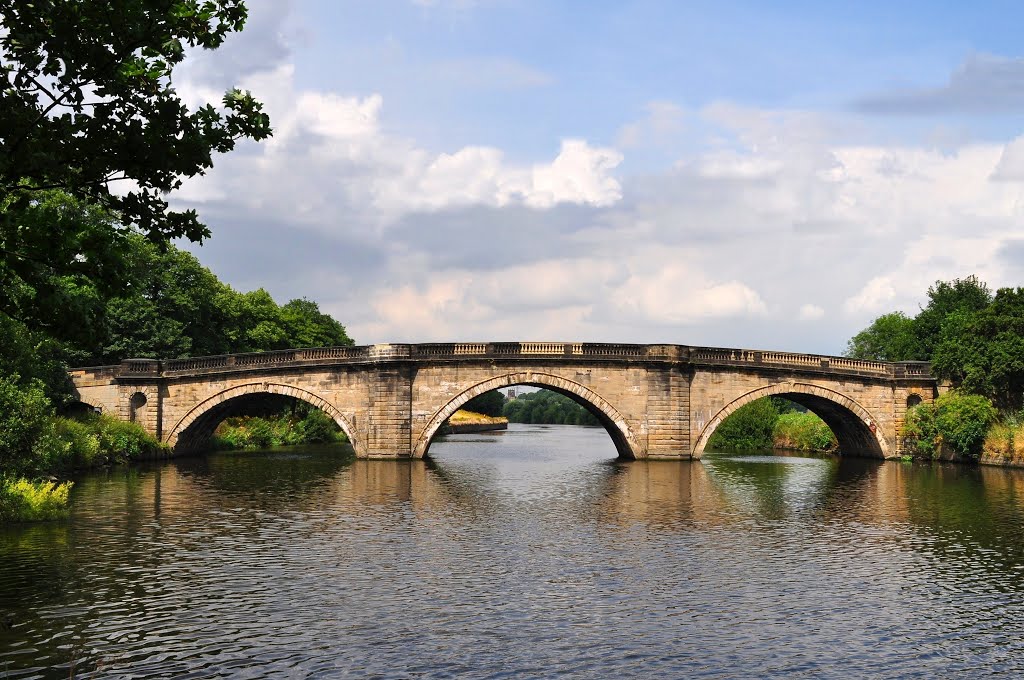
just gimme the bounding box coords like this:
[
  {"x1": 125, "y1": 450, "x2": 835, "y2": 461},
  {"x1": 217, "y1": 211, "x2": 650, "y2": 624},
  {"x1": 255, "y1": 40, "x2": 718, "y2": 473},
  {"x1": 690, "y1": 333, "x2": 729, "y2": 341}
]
[
  {"x1": 463, "y1": 390, "x2": 506, "y2": 417},
  {"x1": 931, "y1": 288, "x2": 1024, "y2": 411},
  {"x1": 72, "y1": 237, "x2": 353, "y2": 364},
  {"x1": 914, "y1": 275, "x2": 992, "y2": 358},
  {"x1": 845, "y1": 275, "x2": 994, "y2": 363},
  {"x1": 0, "y1": 0, "x2": 270, "y2": 242},
  {"x1": 0, "y1": 1, "x2": 271, "y2": 336},
  {"x1": 845, "y1": 312, "x2": 920, "y2": 361}
]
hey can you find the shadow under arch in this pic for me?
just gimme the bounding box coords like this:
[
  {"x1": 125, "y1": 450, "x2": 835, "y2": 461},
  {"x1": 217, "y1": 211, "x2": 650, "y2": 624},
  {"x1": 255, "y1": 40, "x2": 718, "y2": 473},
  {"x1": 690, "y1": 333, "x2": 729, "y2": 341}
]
[
  {"x1": 414, "y1": 371, "x2": 644, "y2": 460},
  {"x1": 167, "y1": 382, "x2": 358, "y2": 454},
  {"x1": 693, "y1": 382, "x2": 890, "y2": 459}
]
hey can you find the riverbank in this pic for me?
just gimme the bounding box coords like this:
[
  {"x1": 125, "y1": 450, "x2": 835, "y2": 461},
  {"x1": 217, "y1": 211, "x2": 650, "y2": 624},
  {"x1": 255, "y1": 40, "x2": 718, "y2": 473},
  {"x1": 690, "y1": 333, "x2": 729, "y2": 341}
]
[
  {"x1": 440, "y1": 410, "x2": 509, "y2": 435},
  {"x1": 0, "y1": 411, "x2": 167, "y2": 522}
]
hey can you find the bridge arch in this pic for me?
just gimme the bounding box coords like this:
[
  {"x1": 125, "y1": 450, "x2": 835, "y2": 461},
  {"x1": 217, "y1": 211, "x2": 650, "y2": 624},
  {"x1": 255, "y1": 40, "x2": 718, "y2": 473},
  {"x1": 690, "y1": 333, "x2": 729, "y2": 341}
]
[
  {"x1": 414, "y1": 371, "x2": 645, "y2": 459},
  {"x1": 693, "y1": 382, "x2": 890, "y2": 458},
  {"x1": 167, "y1": 382, "x2": 357, "y2": 454}
]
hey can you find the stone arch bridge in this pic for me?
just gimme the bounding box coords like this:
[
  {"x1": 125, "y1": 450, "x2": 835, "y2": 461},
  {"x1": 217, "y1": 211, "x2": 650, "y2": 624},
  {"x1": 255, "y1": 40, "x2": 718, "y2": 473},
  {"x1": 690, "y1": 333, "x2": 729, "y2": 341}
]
[{"x1": 69, "y1": 342, "x2": 937, "y2": 460}]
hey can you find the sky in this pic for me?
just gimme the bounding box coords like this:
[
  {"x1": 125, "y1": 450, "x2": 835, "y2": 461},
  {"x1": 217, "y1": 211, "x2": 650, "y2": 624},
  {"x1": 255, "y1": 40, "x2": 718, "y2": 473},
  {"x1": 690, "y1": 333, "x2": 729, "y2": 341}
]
[{"x1": 171, "y1": 0, "x2": 1024, "y2": 354}]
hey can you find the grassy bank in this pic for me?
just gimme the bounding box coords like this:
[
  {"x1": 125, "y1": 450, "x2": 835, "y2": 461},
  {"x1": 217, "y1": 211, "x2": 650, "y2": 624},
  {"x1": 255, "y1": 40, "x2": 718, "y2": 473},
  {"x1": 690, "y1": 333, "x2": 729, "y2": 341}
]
[
  {"x1": 980, "y1": 420, "x2": 1024, "y2": 466},
  {"x1": 448, "y1": 409, "x2": 508, "y2": 427},
  {"x1": 439, "y1": 409, "x2": 509, "y2": 434},
  {"x1": 210, "y1": 409, "x2": 347, "y2": 451}
]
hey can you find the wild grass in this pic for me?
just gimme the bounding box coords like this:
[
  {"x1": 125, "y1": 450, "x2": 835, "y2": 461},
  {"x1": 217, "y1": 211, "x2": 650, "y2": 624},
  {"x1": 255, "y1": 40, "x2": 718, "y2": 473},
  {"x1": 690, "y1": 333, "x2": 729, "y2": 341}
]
[{"x1": 773, "y1": 412, "x2": 838, "y2": 452}]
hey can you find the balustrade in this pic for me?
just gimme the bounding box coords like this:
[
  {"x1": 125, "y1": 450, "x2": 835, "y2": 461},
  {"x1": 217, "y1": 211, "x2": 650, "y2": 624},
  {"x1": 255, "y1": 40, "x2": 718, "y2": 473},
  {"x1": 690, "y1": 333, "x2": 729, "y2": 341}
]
[
  {"x1": 79, "y1": 342, "x2": 933, "y2": 380},
  {"x1": 520, "y1": 342, "x2": 566, "y2": 354}
]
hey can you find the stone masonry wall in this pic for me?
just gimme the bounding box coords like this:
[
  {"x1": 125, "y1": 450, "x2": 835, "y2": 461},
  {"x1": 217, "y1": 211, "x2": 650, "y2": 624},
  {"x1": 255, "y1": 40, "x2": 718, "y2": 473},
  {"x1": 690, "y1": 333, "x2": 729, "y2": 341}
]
[{"x1": 70, "y1": 352, "x2": 934, "y2": 461}]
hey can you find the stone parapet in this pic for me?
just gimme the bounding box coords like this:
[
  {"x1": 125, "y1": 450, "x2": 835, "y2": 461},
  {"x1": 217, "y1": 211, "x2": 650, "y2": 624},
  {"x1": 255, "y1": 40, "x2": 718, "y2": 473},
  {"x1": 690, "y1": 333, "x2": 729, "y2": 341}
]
[{"x1": 73, "y1": 343, "x2": 933, "y2": 382}]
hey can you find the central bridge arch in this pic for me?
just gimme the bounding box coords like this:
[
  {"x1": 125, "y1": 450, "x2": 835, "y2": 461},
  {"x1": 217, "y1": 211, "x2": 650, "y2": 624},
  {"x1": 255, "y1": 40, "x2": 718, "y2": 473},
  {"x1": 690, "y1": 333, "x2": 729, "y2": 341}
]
[
  {"x1": 167, "y1": 382, "x2": 358, "y2": 454},
  {"x1": 693, "y1": 382, "x2": 890, "y2": 458},
  {"x1": 414, "y1": 371, "x2": 644, "y2": 459}
]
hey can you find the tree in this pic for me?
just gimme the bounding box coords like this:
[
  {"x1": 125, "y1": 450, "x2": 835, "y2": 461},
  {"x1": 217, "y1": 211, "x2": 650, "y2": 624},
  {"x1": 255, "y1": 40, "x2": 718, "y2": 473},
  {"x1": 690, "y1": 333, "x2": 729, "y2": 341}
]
[
  {"x1": 502, "y1": 390, "x2": 599, "y2": 426},
  {"x1": 72, "y1": 238, "x2": 353, "y2": 364},
  {"x1": 706, "y1": 397, "x2": 781, "y2": 451},
  {"x1": 0, "y1": 0, "x2": 270, "y2": 241},
  {"x1": 0, "y1": 1, "x2": 271, "y2": 331},
  {"x1": 83, "y1": 237, "x2": 228, "y2": 362},
  {"x1": 0, "y1": 191, "x2": 131, "y2": 347},
  {"x1": 280, "y1": 299, "x2": 353, "y2": 349},
  {"x1": 914, "y1": 275, "x2": 992, "y2": 358},
  {"x1": 845, "y1": 311, "x2": 920, "y2": 361},
  {"x1": 463, "y1": 390, "x2": 506, "y2": 417},
  {"x1": 845, "y1": 276, "x2": 993, "y2": 363},
  {"x1": 0, "y1": 313, "x2": 74, "y2": 404},
  {"x1": 931, "y1": 288, "x2": 1024, "y2": 411}
]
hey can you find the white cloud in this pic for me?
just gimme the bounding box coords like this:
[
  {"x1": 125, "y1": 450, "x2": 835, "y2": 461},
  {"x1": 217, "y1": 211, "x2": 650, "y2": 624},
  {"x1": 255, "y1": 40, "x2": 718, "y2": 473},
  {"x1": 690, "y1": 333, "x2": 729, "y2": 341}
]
[
  {"x1": 843, "y1": 276, "x2": 896, "y2": 316},
  {"x1": 175, "y1": 64, "x2": 622, "y2": 225},
  {"x1": 798, "y1": 304, "x2": 825, "y2": 321},
  {"x1": 617, "y1": 100, "x2": 686, "y2": 149},
  {"x1": 609, "y1": 263, "x2": 768, "y2": 325},
  {"x1": 993, "y1": 135, "x2": 1024, "y2": 181}
]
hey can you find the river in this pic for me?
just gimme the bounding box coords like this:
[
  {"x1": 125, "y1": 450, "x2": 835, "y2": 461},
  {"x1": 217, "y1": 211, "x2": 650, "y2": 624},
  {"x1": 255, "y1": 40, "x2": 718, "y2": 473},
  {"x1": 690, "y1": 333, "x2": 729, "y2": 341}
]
[{"x1": 3, "y1": 423, "x2": 1024, "y2": 677}]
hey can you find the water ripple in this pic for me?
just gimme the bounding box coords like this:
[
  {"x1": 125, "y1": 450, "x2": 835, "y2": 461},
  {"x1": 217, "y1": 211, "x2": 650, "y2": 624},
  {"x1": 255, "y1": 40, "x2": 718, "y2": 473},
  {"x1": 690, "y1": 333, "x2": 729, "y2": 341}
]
[{"x1": 2, "y1": 429, "x2": 1024, "y2": 677}]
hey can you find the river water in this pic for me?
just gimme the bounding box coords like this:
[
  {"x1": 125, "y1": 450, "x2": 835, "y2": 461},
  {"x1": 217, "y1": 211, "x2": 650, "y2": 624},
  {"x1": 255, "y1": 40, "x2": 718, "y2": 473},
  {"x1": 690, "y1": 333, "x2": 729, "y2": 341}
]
[{"x1": 3, "y1": 423, "x2": 1024, "y2": 678}]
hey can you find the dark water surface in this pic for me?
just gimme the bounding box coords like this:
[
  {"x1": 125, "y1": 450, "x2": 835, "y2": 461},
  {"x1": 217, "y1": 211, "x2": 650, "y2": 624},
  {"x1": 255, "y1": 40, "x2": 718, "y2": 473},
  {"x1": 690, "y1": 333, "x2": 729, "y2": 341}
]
[{"x1": 3, "y1": 424, "x2": 1024, "y2": 678}]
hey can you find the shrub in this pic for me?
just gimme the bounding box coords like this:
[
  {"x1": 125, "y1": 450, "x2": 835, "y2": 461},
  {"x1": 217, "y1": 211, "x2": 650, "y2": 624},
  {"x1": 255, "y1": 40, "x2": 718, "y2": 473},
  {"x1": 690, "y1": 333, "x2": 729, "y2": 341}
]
[
  {"x1": 54, "y1": 418, "x2": 101, "y2": 467},
  {"x1": 0, "y1": 477, "x2": 73, "y2": 522},
  {"x1": 245, "y1": 418, "x2": 275, "y2": 448},
  {"x1": 298, "y1": 409, "x2": 342, "y2": 444},
  {"x1": 707, "y1": 397, "x2": 780, "y2": 451},
  {"x1": 935, "y1": 392, "x2": 997, "y2": 456},
  {"x1": 93, "y1": 414, "x2": 166, "y2": 462},
  {"x1": 904, "y1": 391, "x2": 996, "y2": 458},
  {"x1": 773, "y1": 412, "x2": 838, "y2": 452}
]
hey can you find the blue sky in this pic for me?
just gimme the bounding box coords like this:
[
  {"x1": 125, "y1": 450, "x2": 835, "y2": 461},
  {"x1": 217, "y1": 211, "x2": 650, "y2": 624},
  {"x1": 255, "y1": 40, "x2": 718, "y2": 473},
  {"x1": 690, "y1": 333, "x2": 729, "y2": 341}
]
[{"x1": 173, "y1": 0, "x2": 1024, "y2": 353}]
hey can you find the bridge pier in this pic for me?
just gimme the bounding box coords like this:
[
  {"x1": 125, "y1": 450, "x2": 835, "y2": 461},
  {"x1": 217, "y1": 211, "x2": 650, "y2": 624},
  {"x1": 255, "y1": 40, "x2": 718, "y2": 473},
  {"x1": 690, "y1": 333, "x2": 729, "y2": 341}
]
[
  {"x1": 644, "y1": 365, "x2": 692, "y2": 459},
  {"x1": 363, "y1": 364, "x2": 415, "y2": 458}
]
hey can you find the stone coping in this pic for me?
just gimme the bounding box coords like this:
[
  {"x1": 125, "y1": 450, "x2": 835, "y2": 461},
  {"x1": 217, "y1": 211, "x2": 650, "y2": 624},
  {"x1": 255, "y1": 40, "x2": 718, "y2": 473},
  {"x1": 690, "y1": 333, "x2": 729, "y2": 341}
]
[{"x1": 69, "y1": 343, "x2": 932, "y2": 382}]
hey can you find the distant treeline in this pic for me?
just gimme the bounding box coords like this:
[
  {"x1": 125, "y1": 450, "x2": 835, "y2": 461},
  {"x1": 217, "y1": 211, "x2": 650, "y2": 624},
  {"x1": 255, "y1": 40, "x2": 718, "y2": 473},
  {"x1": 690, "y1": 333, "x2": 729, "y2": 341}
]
[{"x1": 462, "y1": 389, "x2": 601, "y2": 426}]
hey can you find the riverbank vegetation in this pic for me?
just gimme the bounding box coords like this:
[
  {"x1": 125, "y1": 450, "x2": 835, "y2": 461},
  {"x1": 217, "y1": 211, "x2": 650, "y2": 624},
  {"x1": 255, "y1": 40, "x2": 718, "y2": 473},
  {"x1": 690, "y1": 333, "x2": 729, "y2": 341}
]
[
  {"x1": 0, "y1": 373, "x2": 167, "y2": 521},
  {"x1": 439, "y1": 409, "x2": 509, "y2": 434},
  {"x1": 0, "y1": 236, "x2": 353, "y2": 521},
  {"x1": 211, "y1": 408, "x2": 347, "y2": 451},
  {"x1": 706, "y1": 398, "x2": 838, "y2": 453},
  {"x1": 0, "y1": 3, "x2": 277, "y2": 520},
  {"x1": 847, "y1": 276, "x2": 1024, "y2": 460}
]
